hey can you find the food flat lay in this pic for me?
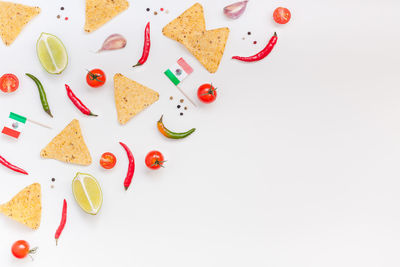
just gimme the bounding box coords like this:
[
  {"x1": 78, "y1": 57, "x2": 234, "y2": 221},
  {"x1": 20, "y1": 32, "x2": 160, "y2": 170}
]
[{"x1": 1, "y1": 0, "x2": 400, "y2": 266}]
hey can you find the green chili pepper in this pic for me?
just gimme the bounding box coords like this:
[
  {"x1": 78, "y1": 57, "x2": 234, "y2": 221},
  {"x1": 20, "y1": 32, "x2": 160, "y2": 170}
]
[
  {"x1": 26, "y1": 73, "x2": 53, "y2": 118},
  {"x1": 157, "y1": 115, "x2": 195, "y2": 139}
]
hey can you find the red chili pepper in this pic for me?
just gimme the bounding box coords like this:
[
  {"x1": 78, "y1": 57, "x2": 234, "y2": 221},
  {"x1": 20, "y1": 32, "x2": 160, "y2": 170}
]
[
  {"x1": 119, "y1": 142, "x2": 135, "y2": 190},
  {"x1": 232, "y1": 32, "x2": 278, "y2": 62},
  {"x1": 133, "y1": 22, "x2": 151, "y2": 67},
  {"x1": 0, "y1": 155, "x2": 28, "y2": 175},
  {"x1": 55, "y1": 199, "x2": 67, "y2": 245},
  {"x1": 65, "y1": 84, "x2": 97, "y2": 116}
]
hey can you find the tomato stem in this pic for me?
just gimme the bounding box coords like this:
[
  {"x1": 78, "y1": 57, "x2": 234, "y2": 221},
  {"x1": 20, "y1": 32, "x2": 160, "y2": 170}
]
[
  {"x1": 28, "y1": 247, "x2": 38, "y2": 261},
  {"x1": 86, "y1": 69, "x2": 105, "y2": 83},
  {"x1": 200, "y1": 85, "x2": 217, "y2": 96},
  {"x1": 151, "y1": 160, "x2": 166, "y2": 168}
]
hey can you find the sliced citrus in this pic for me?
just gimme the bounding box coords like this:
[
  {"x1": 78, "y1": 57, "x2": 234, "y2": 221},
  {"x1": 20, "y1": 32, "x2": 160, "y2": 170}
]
[
  {"x1": 72, "y1": 172, "x2": 103, "y2": 215},
  {"x1": 36, "y1": 33, "x2": 68, "y2": 74}
]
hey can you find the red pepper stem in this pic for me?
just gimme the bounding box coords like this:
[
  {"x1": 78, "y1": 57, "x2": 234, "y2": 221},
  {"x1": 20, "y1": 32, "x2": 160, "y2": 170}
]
[{"x1": 132, "y1": 62, "x2": 142, "y2": 68}]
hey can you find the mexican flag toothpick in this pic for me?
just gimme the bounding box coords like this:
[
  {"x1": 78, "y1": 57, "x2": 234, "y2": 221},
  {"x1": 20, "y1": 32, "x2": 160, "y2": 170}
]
[
  {"x1": 2, "y1": 112, "x2": 51, "y2": 139},
  {"x1": 164, "y1": 57, "x2": 197, "y2": 107}
]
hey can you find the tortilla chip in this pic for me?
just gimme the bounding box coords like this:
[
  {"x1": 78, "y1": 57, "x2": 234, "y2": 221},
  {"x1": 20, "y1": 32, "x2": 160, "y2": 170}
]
[
  {"x1": 0, "y1": 1, "x2": 40, "y2": 46},
  {"x1": 40, "y1": 119, "x2": 92, "y2": 165},
  {"x1": 162, "y1": 3, "x2": 229, "y2": 73},
  {"x1": 0, "y1": 183, "x2": 41, "y2": 230},
  {"x1": 114, "y1": 73, "x2": 159, "y2": 125},
  {"x1": 84, "y1": 0, "x2": 129, "y2": 32},
  {"x1": 162, "y1": 3, "x2": 205, "y2": 46},
  {"x1": 186, "y1": 28, "x2": 230, "y2": 73}
]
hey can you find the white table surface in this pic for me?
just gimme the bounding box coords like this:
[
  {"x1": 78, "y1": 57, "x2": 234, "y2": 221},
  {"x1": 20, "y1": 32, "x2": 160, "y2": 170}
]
[{"x1": 1, "y1": 0, "x2": 400, "y2": 266}]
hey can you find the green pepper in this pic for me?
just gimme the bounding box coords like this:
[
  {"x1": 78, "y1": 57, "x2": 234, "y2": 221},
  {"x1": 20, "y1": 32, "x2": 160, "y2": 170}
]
[
  {"x1": 157, "y1": 115, "x2": 195, "y2": 139},
  {"x1": 26, "y1": 73, "x2": 53, "y2": 118}
]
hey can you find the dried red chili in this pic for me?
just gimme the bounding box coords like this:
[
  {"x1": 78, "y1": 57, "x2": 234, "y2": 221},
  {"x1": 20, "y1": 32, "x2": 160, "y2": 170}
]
[
  {"x1": 0, "y1": 155, "x2": 28, "y2": 175},
  {"x1": 232, "y1": 32, "x2": 277, "y2": 62},
  {"x1": 65, "y1": 84, "x2": 97, "y2": 116},
  {"x1": 55, "y1": 199, "x2": 67, "y2": 245},
  {"x1": 133, "y1": 22, "x2": 151, "y2": 67},
  {"x1": 119, "y1": 142, "x2": 135, "y2": 190}
]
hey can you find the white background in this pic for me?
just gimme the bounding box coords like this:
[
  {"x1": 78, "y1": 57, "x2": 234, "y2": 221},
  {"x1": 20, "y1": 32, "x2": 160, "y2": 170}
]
[{"x1": 0, "y1": 0, "x2": 400, "y2": 266}]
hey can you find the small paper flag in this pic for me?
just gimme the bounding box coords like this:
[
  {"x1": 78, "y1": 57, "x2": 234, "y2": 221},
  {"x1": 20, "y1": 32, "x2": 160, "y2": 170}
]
[
  {"x1": 2, "y1": 112, "x2": 27, "y2": 139},
  {"x1": 164, "y1": 58, "x2": 194, "y2": 86}
]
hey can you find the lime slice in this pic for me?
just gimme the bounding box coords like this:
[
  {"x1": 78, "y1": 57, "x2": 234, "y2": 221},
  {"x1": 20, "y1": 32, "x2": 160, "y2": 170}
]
[
  {"x1": 72, "y1": 173, "x2": 103, "y2": 215},
  {"x1": 36, "y1": 33, "x2": 68, "y2": 74}
]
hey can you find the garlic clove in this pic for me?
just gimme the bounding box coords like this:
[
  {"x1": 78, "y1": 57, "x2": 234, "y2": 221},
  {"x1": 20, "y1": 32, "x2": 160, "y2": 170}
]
[
  {"x1": 97, "y1": 34, "x2": 127, "y2": 52},
  {"x1": 224, "y1": 0, "x2": 249, "y2": 19}
]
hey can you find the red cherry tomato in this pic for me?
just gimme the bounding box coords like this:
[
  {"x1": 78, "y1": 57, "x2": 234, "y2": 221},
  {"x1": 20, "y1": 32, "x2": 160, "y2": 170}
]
[
  {"x1": 86, "y1": 69, "x2": 106, "y2": 88},
  {"x1": 11, "y1": 240, "x2": 30, "y2": 259},
  {"x1": 100, "y1": 152, "x2": 117, "y2": 169},
  {"x1": 0, "y1": 74, "x2": 19, "y2": 93},
  {"x1": 145, "y1": 151, "x2": 165, "y2": 170},
  {"x1": 273, "y1": 7, "x2": 291, "y2": 24},
  {"x1": 197, "y1": 83, "x2": 217, "y2": 104}
]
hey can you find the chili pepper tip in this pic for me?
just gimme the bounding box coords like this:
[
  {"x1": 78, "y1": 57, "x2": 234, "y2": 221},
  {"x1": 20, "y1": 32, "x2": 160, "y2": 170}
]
[
  {"x1": 132, "y1": 62, "x2": 142, "y2": 68},
  {"x1": 90, "y1": 113, "x2": 98, "y2": 117},
  {"x1": 158, "y1": 115, "x2": 163, "y2": 122},
  {"x1": 274, "y1": 32, "x2": 277, "y2": 36},
  {"x1": 46, "y1": 110, "x2": 53, "y2": 118}
]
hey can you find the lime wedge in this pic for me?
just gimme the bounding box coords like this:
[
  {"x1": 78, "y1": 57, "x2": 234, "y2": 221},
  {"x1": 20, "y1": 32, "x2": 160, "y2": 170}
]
[
  {"x1": 36, "y1": 33, "x2": 68, "y2": 74},
  {"x1": 72, "y1": 173, "x2": 103, "y2": 215}
]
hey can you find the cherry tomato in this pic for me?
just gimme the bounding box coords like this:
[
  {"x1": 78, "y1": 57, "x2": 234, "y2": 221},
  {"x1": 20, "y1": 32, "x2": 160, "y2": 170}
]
[
  {"x1": 273, "y1": 7, "x2": 291, "y2": 24},
  {"x1": 197, "y1": 83, "x2": 217, "y2": 104},
  {"x1": 145, "y1": 151, "x2": 165, "y2": 170},
  {"x1": 86, "y1": 69, "x2": 106, "y2": 88},
  {"x1": 0, "y1": 74, "x2": 19, "y2": 93},
  {"x1": 11, "y1": 240, "x2": 30, "y2": 259},
  {"x1": 100, "y1": 152, "x2": 117, "y2": 169}
]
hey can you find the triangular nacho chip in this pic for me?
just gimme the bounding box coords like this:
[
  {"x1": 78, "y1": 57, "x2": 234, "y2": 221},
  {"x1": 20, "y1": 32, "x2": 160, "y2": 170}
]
[
  {"x1": 0, "y1": 1, "x2": 40, "y2": 46},
  {"x1": 186, "y1": 28, "x2": 230, "y2": 73},
  {"x1": 84, "y1": 0, "x2": 129, "y2": 32},
  {"x1": 162, "y1": 3, "x2": 229, "y2": 73},
  {"x1": 40, "y1": 119, "x2": 92, "y2": 165},
  {"x1": 114, "y1": 73, "x2": 159, "y2": 125},
  {"x1": 162, "y1": 3, "x2": 205, "y2": 46},
  {"x1": 0, "y1": 183, "x2": 41, "y2": 230}
]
